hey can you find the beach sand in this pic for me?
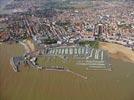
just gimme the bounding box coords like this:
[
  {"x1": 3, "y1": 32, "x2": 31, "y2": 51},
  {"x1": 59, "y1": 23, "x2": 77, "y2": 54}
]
[{"x1": 100, "y1": 42, "x2": 134, "y2": 63}]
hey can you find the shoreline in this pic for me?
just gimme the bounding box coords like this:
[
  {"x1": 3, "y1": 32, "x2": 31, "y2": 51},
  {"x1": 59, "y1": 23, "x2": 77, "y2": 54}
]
[{"x1": 100, "y1": 42, "x2": 134, "y2": 63}]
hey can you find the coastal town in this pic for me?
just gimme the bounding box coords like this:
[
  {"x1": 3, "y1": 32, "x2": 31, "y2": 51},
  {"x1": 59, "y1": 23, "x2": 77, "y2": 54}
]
[
  {"x1": 1, "y1": 0, "x2": 134, "y2": 100},
  {"x1": 0, "y1": 0, "x2": 134, "y2": 73}
]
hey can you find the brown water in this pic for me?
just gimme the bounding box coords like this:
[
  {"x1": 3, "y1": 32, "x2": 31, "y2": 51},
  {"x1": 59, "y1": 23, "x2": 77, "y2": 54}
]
[{"x1": 0, "y1": 43, "x2": 134, "y2": 100}]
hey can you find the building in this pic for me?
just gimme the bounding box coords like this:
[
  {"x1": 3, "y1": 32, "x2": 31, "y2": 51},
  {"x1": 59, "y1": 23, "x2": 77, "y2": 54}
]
[{"x1": 94, "y1": 23, "x2": 107, "y2": 40}]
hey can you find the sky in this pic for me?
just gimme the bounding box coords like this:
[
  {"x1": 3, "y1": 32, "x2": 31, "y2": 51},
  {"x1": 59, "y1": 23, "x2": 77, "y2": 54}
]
[{"x1": 0, "y1": 0, "x2": 12, "y2": 8}]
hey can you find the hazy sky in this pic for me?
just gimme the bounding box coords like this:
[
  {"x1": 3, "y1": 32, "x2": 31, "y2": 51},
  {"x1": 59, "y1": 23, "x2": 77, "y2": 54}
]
[
  {"x1": 0, "y1": 0, "x2": 14, "y2": 9},
  {"x1": 0, "y1": 0, "x2": 13, "y2": 7},
  {"x1": 0, "y1": 0, "x2": 7, "y2": 7}
]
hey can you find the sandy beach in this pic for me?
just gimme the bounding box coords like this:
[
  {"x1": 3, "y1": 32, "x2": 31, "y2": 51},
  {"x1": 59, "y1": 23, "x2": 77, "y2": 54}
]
[
  {"x1": 19, "y1": 40, "x2": 35, "y2": 53},
  {"x1": 100, "y1": 42, "x2": 134, "y2": 63}
]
